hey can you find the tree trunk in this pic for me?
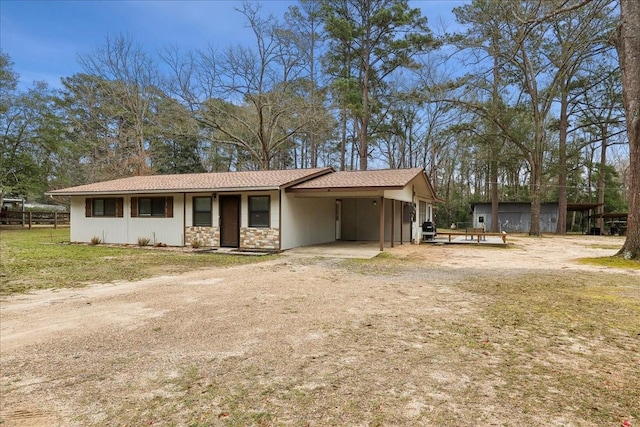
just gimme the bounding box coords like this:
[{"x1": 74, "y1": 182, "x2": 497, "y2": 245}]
[
  {"x1": 529, "y1": 151, "x2": 542, "y2": 236},
  {"x1": 490, "y1": 154, "x2": 499, "y2": 232},
  {"x1": 340, "y1": 108, "x2": 347, "y2": 171},
  {"x1": 613, "y1": 0, "x2": 640, "y2": 259},
  {"x1": 597, "y1": 127, "x2": 608, "y2": 233},
  {"x1": 309, "y1": 23, "x2": 317, "y2": 169},
  {"x1": 556, "y1": 91, "x2": 569, "y2": 234},
  {"x1": 358, "y1": 102, "x2": 369, "y2": 171},
  {"x1": 359, "y1": 42, "x2": 371, "y2": 171},
  {"x1": 490, "y1": 46, "x2": 500, "y2": 233},
  {"x1": 357, "y1": 71, "x2": 370, "y2": 171}
]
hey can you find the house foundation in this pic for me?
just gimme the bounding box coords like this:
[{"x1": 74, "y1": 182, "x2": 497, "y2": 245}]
[
  {"x1": 185, "y1": 226, "x2": 219, "y2": 247},
  {"x1": 240, "y1": 227, "x2": 280, "y2": 250}
]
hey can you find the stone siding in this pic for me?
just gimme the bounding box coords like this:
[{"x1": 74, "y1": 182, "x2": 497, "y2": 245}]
[
  {"x1": 240, "y1": 227, "x2": 280, "y2": 250},
  {"x1": 185, "y1": 226, "x2": 219, "y2": 247}
]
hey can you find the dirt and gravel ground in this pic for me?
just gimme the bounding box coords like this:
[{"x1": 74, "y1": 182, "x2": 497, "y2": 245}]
[{"x1": 1, "y1": 235, "x2": 639, "y2": 426}]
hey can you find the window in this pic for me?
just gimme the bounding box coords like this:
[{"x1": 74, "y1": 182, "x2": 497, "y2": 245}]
[
  {"x1": 131, "y1": 197, "x2": 173, "y2": 218},
  {"x1": 85, "y1": 198, "x2": 123, "y2": 217},
  {"x1": 193, "y1": 197, "x2": 212, "y2": 227},
  {"x1": 139, "y1": 197, "x2": 166, "y2": 216},
  {"x1": 419, "y1": 200, "x2": 427, "y2": 225},
  {"x1": 94, "y1": 199, "x2": 116, "y2": 216},
  {"x1": 249, "y1": 195, "x2": 270, "y2": 228}
]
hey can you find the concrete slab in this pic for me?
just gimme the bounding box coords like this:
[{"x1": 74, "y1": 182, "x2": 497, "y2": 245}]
[
  {"x1": 282, "y1": 241, "x2": 391, "y2": 259},
  {"x1": 282, "y1": 234, "x2": 507, "y2": 260}
]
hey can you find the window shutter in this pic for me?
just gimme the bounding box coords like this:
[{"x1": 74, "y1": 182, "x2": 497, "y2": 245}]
[
  {"x1": 85, "y1": 198, "x2": 92, "y2": 217},
  {"x1": 131, "y1": 197, "x2": 138, "y2": 217},
  {"x1": 116, "y1": 198, "x2": 124, "y2": 218},
  {"x1": 166, "y1": 196, "x2": 174, "y2": 218}
]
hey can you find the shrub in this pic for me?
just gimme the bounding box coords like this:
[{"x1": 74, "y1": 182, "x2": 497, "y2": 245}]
[
  {"x1": 191, "y1": 239, "x2": 202, "y2": 249},
  {"x1": 137, "y1": 236, "x2": 151, "y2": 247},
  {"x1": 90, "y1": 236, "x2": 102, "y2": 245}
]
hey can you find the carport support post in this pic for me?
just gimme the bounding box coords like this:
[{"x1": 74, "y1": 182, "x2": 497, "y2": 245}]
[
  {"x1": 379, "y1": 196, "x2": 385, "y2": 251},
  {"x1": 391, "y1": 199, "x2": 395, "y2": 248},
  {"x1": 400, "y1": 202, "x2": 404, "y2": 244}
]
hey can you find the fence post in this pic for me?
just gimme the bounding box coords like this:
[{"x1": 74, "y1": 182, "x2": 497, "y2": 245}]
[
  {"x1": 54, "y1": 212, "x2": 58, "y2": 228},
  {"x1": 28, "y1": 211, "x2": 33, "y2": 229}
]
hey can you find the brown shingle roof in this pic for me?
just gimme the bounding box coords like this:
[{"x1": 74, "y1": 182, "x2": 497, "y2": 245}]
[
  {"x1": 47, "y1": 168, "x2": 333, "y2": 195},
  {"x1": 288, "y1": 168, "x2": 425, "y2": 190}
]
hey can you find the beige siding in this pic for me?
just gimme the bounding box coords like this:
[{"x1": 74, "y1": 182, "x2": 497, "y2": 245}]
[
  {"x1": 281, "y1": 193, "x2": 335, "y2": 250},
  {"x1": 70, "y1": 194, "x2": 185, "y2": 246},
  {"x1": 240, "y1": 191, "x2": 279, "y2": 228},
  {"x1": 341, "y1": 198, "x2": 380, "y2": 241},
  {"x1": 384, "y1": 200, "x2": 413, "y2": 242}
]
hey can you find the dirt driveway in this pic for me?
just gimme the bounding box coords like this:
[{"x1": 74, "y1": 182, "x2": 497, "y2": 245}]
[{"x1": 1, "y1": 235, "x2": 638, "y2": 426}]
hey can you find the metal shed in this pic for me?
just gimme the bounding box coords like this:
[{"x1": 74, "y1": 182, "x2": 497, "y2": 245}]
[{"x1": 471, "y1": 202, "x2": 604, "y2": 233}]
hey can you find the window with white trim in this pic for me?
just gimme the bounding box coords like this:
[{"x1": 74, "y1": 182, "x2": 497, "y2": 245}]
[
  {"x1": 193, "y1": 197, "x2": 212, "y2": 227},
  {"x1": 248, "y1": 195, "x2": 270, "y2": 228}
]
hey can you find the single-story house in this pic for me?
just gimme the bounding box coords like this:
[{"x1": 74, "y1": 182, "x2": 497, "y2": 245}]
[{"x1": 46, "y1": 167, "x2": 440, "y2": 251}]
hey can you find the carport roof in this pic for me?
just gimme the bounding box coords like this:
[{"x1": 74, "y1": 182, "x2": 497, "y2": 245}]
[
  {"x1": 288, "y1": 168, "x2": 425, "y2": 191},
  {"x1": 46, "y1": 167, "x2": 334, "y2": 195}
]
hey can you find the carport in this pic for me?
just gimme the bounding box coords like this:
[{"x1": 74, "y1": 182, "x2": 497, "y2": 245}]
[{"x1": 286, "y1": 169, "x2": 440, "y2": 251}]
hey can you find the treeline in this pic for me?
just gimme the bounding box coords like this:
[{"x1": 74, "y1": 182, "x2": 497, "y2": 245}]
[{"x1": 0, "y1": 0, "x2": 630, "y2": 233}]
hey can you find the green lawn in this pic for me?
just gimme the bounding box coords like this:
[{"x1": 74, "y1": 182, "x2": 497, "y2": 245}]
[{"x1": 0, "y1": 228, "x2": 272, "y2": 296}]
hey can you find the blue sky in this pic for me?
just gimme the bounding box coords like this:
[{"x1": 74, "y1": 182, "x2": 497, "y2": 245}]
[{"x1": 1, "y1": 0, "x2": 466, "y2": 90}]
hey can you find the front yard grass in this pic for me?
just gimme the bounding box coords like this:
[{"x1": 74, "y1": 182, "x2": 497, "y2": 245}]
[
  {"x1": 578, "y1": 255, "x2": 640, "y2": 269},
  {"x1": 0, "y1": 228, "x2": 273, "y2": 296},
  {"x1": 458, "y1": 272, "x2": 640, "y2": 424}
]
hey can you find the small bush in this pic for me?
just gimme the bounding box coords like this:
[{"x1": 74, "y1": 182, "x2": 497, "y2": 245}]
[
  {"x1": 191, "y1": 239, "x2": 202, "y2": 249},
  {"x1": 137, "y1": 236, "x2": 151, "y2": 247},
  {"x1": 90, "y1": 236, "x2": 102, "y2": 245}
]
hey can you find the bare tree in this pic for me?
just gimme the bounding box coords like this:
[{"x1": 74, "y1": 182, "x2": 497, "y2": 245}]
[
  {"x1": 450, "y1": 0, "x2": 615, "y2": 235},
  {"x1": 77, "y1": 35, "x2": 161, "y2": 176},
  {"x1": 285, "y1": 1, "x2": 330, "y2": 168},
  {"x1": 173, "y1": 3, "x2": 311, "y2": 170},
  {"x1": 548, "y1": 2, "x2": 617, "y2": 234}
]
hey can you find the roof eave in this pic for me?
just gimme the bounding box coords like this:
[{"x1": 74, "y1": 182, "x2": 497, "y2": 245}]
[
  {"x1": 287, "y1": 185, "x2": 405, "y2": 193},
  {"x1": 46, "y1": 185, "x2": 283, "y2": 196}
]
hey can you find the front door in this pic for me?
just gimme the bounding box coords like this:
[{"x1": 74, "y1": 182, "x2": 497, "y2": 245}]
[{"x1": 220, "y1": 195, "x2": 240, "y2": 247}]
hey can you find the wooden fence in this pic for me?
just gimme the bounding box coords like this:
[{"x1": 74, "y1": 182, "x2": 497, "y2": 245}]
[{"x1": 0, "y1": 211, "x2": 70, "y2": 228}]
